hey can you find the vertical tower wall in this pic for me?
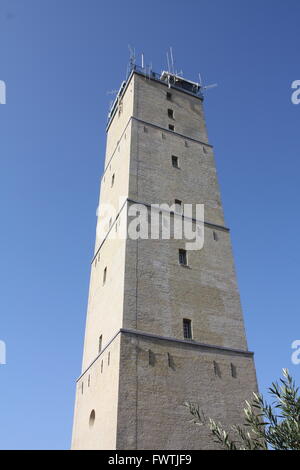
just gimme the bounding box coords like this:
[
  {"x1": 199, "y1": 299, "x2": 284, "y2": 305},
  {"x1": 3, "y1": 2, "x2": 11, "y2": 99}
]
[{"x1": 71, "y1": 69, "x2": 258, "y2": 450}]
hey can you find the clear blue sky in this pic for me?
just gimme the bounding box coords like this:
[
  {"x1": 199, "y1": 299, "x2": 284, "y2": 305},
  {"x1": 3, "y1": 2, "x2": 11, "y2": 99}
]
[{"x1": 0, "y1": 0, "x2": 299, "y2": 449}]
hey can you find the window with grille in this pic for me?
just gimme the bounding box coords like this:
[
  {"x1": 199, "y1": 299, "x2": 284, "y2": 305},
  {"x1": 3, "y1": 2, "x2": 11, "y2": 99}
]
[{"x1": 183, "y1": 319, "x2": 192, "y2": 339}]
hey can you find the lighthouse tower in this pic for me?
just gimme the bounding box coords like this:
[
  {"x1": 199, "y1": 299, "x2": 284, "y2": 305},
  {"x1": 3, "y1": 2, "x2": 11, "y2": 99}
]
[{"x1": 71, "y1": 64, "x2": 258, "y2": 450}]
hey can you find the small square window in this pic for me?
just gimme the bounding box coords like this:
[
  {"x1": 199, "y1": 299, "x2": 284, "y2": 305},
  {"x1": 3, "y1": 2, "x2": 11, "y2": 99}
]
[
  {"x1": 172, "y1": 155, "x2": 179, "y2": 168},
  {"x1": 169, "y1": 124, "x2": 174, "y2": 131},
  {"x1": 167, "y1": 108, "x2": 174, "y2": 119},
  {"x1": 183, "y1": 319, "x2": 192, "y2": 339},
  {"x1": 179, "y1": 248, "x2": 187, "y2": 266},
  {"x1": 166, "y1": 92, "x2": 172, "y2": 101}
]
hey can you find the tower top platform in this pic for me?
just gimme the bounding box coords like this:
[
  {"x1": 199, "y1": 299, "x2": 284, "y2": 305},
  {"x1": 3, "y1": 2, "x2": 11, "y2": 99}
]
[{"x1": 107, "y1": 65, "x2": 203, "y2": 124}]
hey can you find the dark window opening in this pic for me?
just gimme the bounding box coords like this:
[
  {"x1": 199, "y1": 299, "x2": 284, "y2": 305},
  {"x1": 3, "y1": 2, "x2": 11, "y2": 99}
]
[
  {"x1": 213, "y1": 231, "x2": 218, "y2": 241},
  {"x1": 172, "y1": 155, "x2": 179, "y2": 168},
  {"x1": 168, "y1": 108, "x2": 174, "y2": 119},
  {"x1": 166, "y1": 92, "x2": 172, "y2": 101},
  {"x1": 169, "y1": 124, "x2": 174, "y2": 131},
  {"x1": 103, "y1": 267, "x2": 107, "y2": 285},
  {"x1": 213, "y1": 360, "x2": 221, "y2": 377},
  {"x1": 179, "y1": 248, "x2": 187, "y2": 266},
  {"x1": 183, "y1": 319, "x2": 192, "y2": 339},
  {"x1": 89, "y1": 410, "x2": 95, "y2": 427},
  {"x1": 175, "y1": 199, "x2": 182, "y2": 213},
  {"x1": 231, "y1": 363, "x2": 237, "y2": 378},
  {"x1": 98, "y1": 335, "x2": 102, "y2": 353},
  {"x1": 148, "y1": 349, "x2": 155, "y2": 366}
]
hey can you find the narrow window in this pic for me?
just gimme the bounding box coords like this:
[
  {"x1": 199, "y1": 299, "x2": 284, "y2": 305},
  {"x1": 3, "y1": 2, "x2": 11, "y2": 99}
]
[
  {"x1": 184, "y1": 140, "x2": 188, "y2": 147},
  {"x1": 111, "y1": 173, "x2": 115, "y2": 187},
  {"x1": 101, "y1": 360, "x2": 103, "y2": 373},
  {"x1": 167, "y1": 108, "x2": 174, "y2": 119},
  {"x1": 108, "y1": 352, "x2": 110, "y2": 366},
  {"x1": 143, "y1": 125, "x2": 148, "y2": 133},
  {"x1": 148, "y1": 349, "x2": 155, "y2": 366},
  {"x1": 231, "y1": 363, "x2": 237, "y2": 378},
  {"x1": 81, "y1": 382, "x2": 84, "y2": 394},
  {"x1": 109, "y1": 217, "x2": 112, "y2": 228},
  {"x1": 203, "y1": 146, "x2": 207, "y2": 154},
  {"x1": 213, "y1": 231, "x2": 218, "y2": 241},
  {"x1": 166, "y1": 91, "x2": 172, "y2": 101},
  {"x1": 213, "y1": 360, "x2": 221, "y2": 377},
  {"x1": 89, "y1": 410, "x2": 96, "y2": 427},
  {"x1": 174, "y1": 199, "x2": 182, "y2": 213},
  {"x1": 88, "y1": 375, "x2": 90, "y2": 387},
  {"x1": 179, "y1": 248, "x2": 187, "y2": 266},
  {"x1": 169, "y1": 124, "x2": 174, "y2": 131},
  {"x1": 172, "y1": 155, "x2": 179, "y2": 168},
  {"x1": 162, "y1": 132, "x2": 166, "y2": 140},
  {"x1": 103, "y1": 267, "x2": 107, "y2": 285},
  {"x1": 98, "y1": 335, "x2": 102, "y2": 353},
  {"x1": 183, "y1": 319, "x2": 192, "y2": 339}
]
